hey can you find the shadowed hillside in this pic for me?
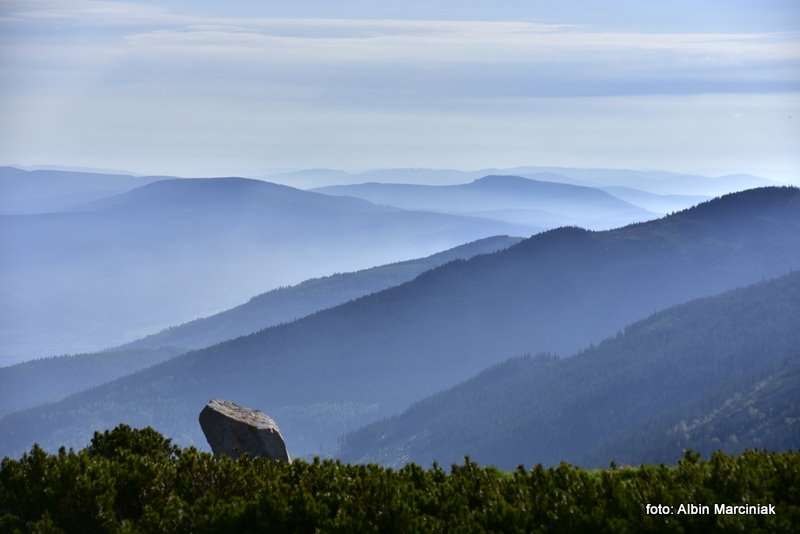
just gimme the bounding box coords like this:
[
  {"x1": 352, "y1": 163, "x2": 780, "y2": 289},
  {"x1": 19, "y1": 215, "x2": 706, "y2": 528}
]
[
  {"x1": 0, "y1": 236, "x2": 520, "y2": 416},
  {"x1": 341, "y1": 271, "x2": 800, "y2": 468},
  {"x1": 122, "y1": 235, "x2": 521, "y2": 352}
]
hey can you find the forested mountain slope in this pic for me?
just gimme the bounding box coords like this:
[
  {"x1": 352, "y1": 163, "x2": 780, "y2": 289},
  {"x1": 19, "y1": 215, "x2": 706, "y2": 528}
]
[
  {"x1": 602, "y1": 356, "x2": 800, "y2": 465},
  {"x1": 341, "y1": 271, "x2": 800, "y2": 468},
  {"x1": 1, "y1": 187, "x2": 798, "y2": 459},
  {"x1": 122, "y1": 235, "x2": 521, "y2": 352},
  {"x1": 0, "y1": 347, "x2": 181, "y2": 419},
  {"x1": 0, "y1": 236, "x2": 519, "y2": 416}
]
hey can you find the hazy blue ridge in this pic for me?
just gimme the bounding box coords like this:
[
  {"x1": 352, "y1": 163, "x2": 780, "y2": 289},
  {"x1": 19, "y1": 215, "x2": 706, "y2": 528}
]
[
  {"x1": 0, "y1": 167, "x2": 160, "y2": 214},
  {"x1": 314, "y1": 173, "x2": 657, "y2": 230},
  {"x1": 0, "y1": 175, "x2": 529, "y2": 364},
  {"x1": 0, "y1": 187, "x2": 798, "y2": 459},
  {"x1": 0, "y1": 235, "x2": 520, "y2": 416}
]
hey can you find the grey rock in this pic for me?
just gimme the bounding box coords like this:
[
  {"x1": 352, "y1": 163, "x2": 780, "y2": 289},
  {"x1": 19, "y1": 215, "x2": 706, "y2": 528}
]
[{"x1": 199, "y1": 399, "x2": 290, "y2": 461}]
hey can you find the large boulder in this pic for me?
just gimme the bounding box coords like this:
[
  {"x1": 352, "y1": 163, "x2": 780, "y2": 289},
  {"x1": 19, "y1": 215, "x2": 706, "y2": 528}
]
[{"x1": 199, "y1": 399, "x2": 290, "y2": 461}]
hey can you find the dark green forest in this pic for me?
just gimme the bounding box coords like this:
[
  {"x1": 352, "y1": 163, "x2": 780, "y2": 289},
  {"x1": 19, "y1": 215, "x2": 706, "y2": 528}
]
[{"x1": 1, "y1": 426, "x2": 798, "y2": 533}]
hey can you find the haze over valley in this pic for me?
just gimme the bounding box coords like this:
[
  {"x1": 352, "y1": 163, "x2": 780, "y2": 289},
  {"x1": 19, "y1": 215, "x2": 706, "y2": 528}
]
[
  {"x1": 0, "y1": 234, "x2": 520, "y2": 417},
  {"x1": 3, "y1": 163, "x2": 750, "y2": 365},
  {"x1": 1, "y1": 181, "x2": 798, "y2": 461},
  {"x1": 0, "y1": 170, "x2": 529, "y2": 363}
]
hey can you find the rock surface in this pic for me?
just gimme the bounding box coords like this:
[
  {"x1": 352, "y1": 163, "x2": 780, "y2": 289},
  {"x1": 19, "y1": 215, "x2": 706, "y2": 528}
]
[{"x1": 199, "y1": 399, "x2": 290, "y2": 461}]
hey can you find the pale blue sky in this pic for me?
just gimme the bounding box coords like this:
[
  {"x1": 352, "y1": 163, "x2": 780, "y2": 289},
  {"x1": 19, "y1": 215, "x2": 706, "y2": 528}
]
[{"x1": 1, "y1": 1, "x2": 799, "y2": 181}]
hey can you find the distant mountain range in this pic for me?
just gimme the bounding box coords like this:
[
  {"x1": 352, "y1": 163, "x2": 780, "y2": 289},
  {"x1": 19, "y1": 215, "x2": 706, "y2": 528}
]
[
  {"x1": 502, "y1": 167, "x2": 778, "y2": 196},
  {"x1": 1, "y1": 187, "x2": 797, "y2": 459},
  {"x1": 0, "y1": 175, "x2": 527, "y2": 364},
  {"x1": 0, "y1": 167, "x2": 160, "y2": 214},
  {"x1": 341, "y1": 271, "x2": 800, "y2": 468},
  {"x1": 121, "y1": 235, "x2": 521, "y2": 352},
  {"x1": 1, "y1": 165, "x2": 774, "y2": 214},
  {"x1": 315, "y1": 174, "x2": 657, "y2": 230},
  {"x1": 0, "y1": 236, "x2": 520, "y2": 417},
  {"x1": 268, "y1": 166, "x2": 776, "y2": 196},
  {"x1": 599, "y1": 186, "x2": 709, "y2": 214}
]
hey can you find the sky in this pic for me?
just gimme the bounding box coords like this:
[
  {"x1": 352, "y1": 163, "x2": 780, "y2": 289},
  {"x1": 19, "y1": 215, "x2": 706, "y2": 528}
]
[{"x1": 1, "y1": 1, "x2": 799, "y2": 182}]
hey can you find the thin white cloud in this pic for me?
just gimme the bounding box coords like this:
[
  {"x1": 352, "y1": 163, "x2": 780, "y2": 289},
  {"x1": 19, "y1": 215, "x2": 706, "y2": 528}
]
[
  {"x1": 3, "y1": 1, "x2": 798, "y2": 65},
  {"x1": 0, "y1": 0, "x2": 171, "y2": 24},
  {"x1": 1, "y1": 1, "x2": 798, "y2": 179},
  {"x1": 117, "y1": 25, "x2": 800, "y2": 68}
]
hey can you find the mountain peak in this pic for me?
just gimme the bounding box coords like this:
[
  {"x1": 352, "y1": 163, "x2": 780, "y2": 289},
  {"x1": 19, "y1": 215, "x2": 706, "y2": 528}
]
[
  {"x1": 134, "y1": 176, "x2": 284, "y2": 191},
  {"x1": 82, "y1": 177, "x2": 335, "y2": 213},
  {"x1": 470, "y1": 172, "x2": 579, "y2": 188},
  {"x1": 470, "y1": 175, "x2": 537, "y2": 187}
]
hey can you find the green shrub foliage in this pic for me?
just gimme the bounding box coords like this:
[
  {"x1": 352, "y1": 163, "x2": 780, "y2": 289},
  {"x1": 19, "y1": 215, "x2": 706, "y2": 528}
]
[{"x1": 1, "y1": 426, "x2": 798, "y2": 533}]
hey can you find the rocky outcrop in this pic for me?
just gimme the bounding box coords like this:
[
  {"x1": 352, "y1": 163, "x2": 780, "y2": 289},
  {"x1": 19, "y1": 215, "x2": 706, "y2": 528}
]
[{"x1": 199, "y1": 399, "x2": 290, "y2": 461}]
